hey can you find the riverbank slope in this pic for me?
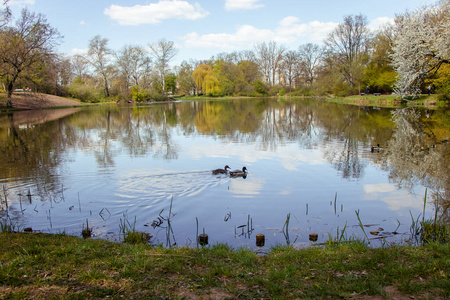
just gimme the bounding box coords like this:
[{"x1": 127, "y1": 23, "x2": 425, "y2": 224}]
[
  {"x1": 0, "y1": 92, "x2": 81, "y2": 110},
  {"x1": 1, "y1": 233, "x2": 448, "y2": 299}
]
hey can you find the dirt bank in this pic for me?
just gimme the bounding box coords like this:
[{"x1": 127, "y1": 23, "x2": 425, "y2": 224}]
[{"x1": 2, "y1": 92, "x2": 81, "y2": 110}]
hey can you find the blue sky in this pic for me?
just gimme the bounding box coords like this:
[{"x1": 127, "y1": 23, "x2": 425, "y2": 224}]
[{"x1": 8, "y1": 0, "x2": 436, "y2": 64}]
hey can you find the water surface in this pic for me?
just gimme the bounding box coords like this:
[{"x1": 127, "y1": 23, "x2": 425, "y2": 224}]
[{"x1": 1, "y1": 98, "x2": 448, "y2": 249}]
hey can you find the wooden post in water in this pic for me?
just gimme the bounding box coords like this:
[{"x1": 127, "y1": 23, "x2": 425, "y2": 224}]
[
  {"x1": 256, "y1": 234, "x2": 265, "y2": 247},
  {"x1": 198, "y1": 233, "x2": 208, "y2": 246},
  {"x1": 309, "y1": 233, "x2": 318, "y2": 242}
]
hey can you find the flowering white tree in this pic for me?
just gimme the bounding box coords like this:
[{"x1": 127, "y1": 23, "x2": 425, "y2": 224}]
[{"x1": 391, "y1": 0, "x2": 450, "y2": 98}]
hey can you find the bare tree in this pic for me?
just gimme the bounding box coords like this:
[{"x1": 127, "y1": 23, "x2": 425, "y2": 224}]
[
  {"x1": 254, "y1": 42, "x2": 271, "y2": 84},
  {"x1": 254, "y1": 41, "x2": 286, "y2": 86},
  {"x1": 0, "y1": 8, "x2": 62, "y2": 99},
  {"x1": 87, "y1": 35, "x2": 113, "y2": 97},
  {"x1": 148, "y1": 38, "x2": 178, "y2": 95},
  {"x1": 1, "y1": 0, "x2": 11, "y2": 28},
  {"x1": 116, "y1": 45, "x2": 151, "y2": 92},
  {"x1": 281, "y1": 50, "x2": 301, "y2": 90},
  {"x1": 71, "y1": 54, "x2": 90, "y2": 80},
  {"x1": 325, "y1": 14, "x2": 371, "y2": 90},
  {"x1": 298, "y1": 43, "x2": 323, "y2": 87}
]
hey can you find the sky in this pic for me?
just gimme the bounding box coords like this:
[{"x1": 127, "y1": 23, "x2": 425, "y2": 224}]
[{"x1": 7, "y1": 0, "x2": 437, "y2": 65}]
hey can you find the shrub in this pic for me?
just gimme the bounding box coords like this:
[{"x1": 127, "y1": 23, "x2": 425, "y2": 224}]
[
  {"x1": 253, "y1": 80, "x2": 268, "y2": 95},
  {"x1": 130, "y1": 86, "x2": 150, "y2": 102}
]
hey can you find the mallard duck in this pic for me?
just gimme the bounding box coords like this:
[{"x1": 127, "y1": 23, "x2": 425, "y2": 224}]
[
  {"x1": 212, "y1": 165, "x2": 230, "y2": 175},
  {"x1": 229, "y1": 167, "x2": 248, "y2": 178},
  {"x1": 371, "y1": 144, "x2": 380, "y2": 153}
]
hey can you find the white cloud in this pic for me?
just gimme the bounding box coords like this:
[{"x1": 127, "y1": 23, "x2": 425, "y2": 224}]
[
  {"x1": 104, "y1": 0, "x2": 209, "y2": 26},
  {"x1": 80, "y1": 21, "x2": 86, "y2": 25},
  {"x1": 70, "y1": 48, "x2": 88, "y2": 55},
  {"x1": 182, "y1": 17, "x2": 338, "y2": 49},
  {"x1": 183, "y1": 25, "x2": 274, "y2": 49},
  {"x1": 225, "y1": 0, "x2": 264, "y2": 11},
  {"x1": 368, "y1": 17, "x2": 394, "y2": 31}
]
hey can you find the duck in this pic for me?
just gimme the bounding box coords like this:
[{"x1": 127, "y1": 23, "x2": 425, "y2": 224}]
[
  {"x1": 371, "y1": 144, "x2": 380, "y2": 153},
  {"x1": 229, "y1": 166, "x2": 248, "y2": 178},
  {"x1": 212, "y1": 165, "x2": 231, "y2": 175}
]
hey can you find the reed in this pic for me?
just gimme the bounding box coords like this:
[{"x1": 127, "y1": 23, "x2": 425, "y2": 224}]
[
  {"x1": 0, "y1": 215, "x2": 16, "y2": 232},
  {"x1": 1, "y1": 184, "x2": 7, "y2": 210},
  {"x1": 355, "y1": 210, "x2": 370, "y2": 244},
  {"x1": 282, "y1": 213, "x2": 291, "y2": 245},
  {"x1": 165, "y1": 195, "x2": 176, "y2": 247},
  {"x1": 82, "y1": 219, "x2": 92, "y2": 239}
]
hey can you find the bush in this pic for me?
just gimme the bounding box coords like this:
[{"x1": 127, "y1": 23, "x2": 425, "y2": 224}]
[
  {"x1": 130, "y1": 86, "x2": 150, "y2": 102},
  {"x1": 66, "y1": 84, "x2": 104, "y2": 103},
  {"x1": 253, "y1": 80, "x2": 268, "y2": 95}
]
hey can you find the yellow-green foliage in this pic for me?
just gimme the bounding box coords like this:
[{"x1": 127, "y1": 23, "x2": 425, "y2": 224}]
[
  {"x1": 130, "y1": 86, "x2": 150, "y2": 102},
  {"x1": 193, "y1": 64, "x2": 221, "y2": 95}
]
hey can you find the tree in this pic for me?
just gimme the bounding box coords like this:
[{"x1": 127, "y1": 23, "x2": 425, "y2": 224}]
[
  {"x1": 87, "y1": 35, "x2": 113, "y2": 97},
  {"x1": 325, "y1": 14, "x2": 371, "y2": 91},
  {"x1": 165, "y1": 73, "x2": 176, "y2": 95},
  {"x1": 364, "y1": 26, "x2": 396, "y2": 93},
  {"x1": 0, "y1": 8, "x2": 61, "y2": 99},
  {"x1": 176, "y1": 60, "x2": 196, "y2": 95},
  {"x1": 281, "y1": 50, "x2": 301, "y2": 90},
  {"x1": 193, "y1": 63, "x2": 220, "y2": 95},
  {"x1": 116, "y1": 45, "x2": 151, "y2": 93},
  {"x1": 391, "y1": 1, "x2": 450, "y2": 97},
  {"x1": 254, "y1": 41, "x2": 286, "y2": 86},
  {"x1": 254, "y1": 42, "x2": 271, "y2": 84},
  {"x1": 149, "y1": 38, "x2": 178, "y2": 95},
  {"x1": 1, "y1": 0, "x2": 11, "y2": 28},
  {"x1": 298, "y1": 43, "x2": 323, "y2": 87},
  {"x1": 71, "y1": 54, "x2": 90, "y2": 80},
  {"x1": 238, "y1": 60, "x2": 260, "y2": 85}
]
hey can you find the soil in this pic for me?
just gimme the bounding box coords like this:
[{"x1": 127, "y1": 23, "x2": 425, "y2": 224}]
[{"x1": 2, "y1": 92, "x2": 81, "y2": 110}]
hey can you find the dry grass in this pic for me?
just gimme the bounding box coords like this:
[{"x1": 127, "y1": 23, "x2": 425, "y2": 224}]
[{"x1": 0, "y1": 92, "x2": 81, "y2": 110}]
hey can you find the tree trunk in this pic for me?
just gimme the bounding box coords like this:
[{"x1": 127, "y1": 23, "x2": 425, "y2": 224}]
[{"x1": 7, "y1": 80, "x2": 14, "y2": 98}]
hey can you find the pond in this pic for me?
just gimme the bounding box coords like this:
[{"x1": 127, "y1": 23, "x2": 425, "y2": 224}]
[{"x1": 0, "y1": 98, "x2": 449, "y2": 249}]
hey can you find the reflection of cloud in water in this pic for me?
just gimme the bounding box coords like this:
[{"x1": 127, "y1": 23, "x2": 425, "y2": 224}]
[
  {"x1": 229, "y1": 178, "x2": 264, "y2": 198},
  {"x1": 364, "y1": 183, "x2": 396, "y2": 194},
  {"x1": 116, "y1": 169, "x2": 225, "y2": 204},
  {"x1": 279, "y1": 187, "x2": 292, "y2": 195},
  {"x1": 188, "y1": 143, "x2": 323, "y2": 170},
  {"x1": 363, "y1": 183, "x2": 425, "y2": 211}
]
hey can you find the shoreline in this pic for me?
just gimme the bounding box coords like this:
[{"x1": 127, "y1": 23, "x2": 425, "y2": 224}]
[{"x1": 1, "y1": 232, "x2": 448, "y2": 299}]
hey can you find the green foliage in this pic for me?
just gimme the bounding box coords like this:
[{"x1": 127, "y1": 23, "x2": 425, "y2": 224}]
[
  {"x1": 164, "y1": 73, "x2": 177, "y2": 95},
  {"x1": 253, "y1": 80, "x2": 268, "y2": 95},
  {"x1": 66, "y1": 83, "x2": 104, "y2": 103},
  {"x1": 130, "y1": 86, "x2": 150, "y2": 102},
  {"x1": 118, "y1": 214, "x2": 150, "y2": 244},
  {"x1": 332, "y1": 81, "x2": 353, "y2": 97},
  {"x1": 421, "y1": 220, "x2": 450, "y2": 244},
  {"x1": 429, "y1": 64, "x2": 450, "y2": 101},
  {"x1": 364, "y1": 68, "x2": 397, "y2": 93}
]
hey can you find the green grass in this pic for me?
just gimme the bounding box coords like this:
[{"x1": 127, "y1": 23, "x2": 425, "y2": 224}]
[
  {"x1": 328, "y1": 94, "x2": 448, "y2": 108},
  {"x1": 0, "y1": 232, "x2": 448, "y2": 299}
]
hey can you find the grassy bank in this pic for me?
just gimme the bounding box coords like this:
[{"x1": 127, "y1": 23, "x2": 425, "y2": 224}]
[
  {"x1": 327, "y1": 94, "x2": 448, "y2": 108},
  {"x1": 0, "y1": 233, "x2": 448, "y2": 299}
]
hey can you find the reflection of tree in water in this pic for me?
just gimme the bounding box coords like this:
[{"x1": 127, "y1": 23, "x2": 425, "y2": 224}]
[
  {"x1": 322, "y1": 112, "x2": 367, "y2": 180},
  {"x1": 0, "y1": 113, "x2": 76, "y2": 197},
  {"x1": 386, "y1": 108, "x2": 449, "y2": 220},
  {"x1": 154, "y1": 105, "x2": 179, "y2": 160}
]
